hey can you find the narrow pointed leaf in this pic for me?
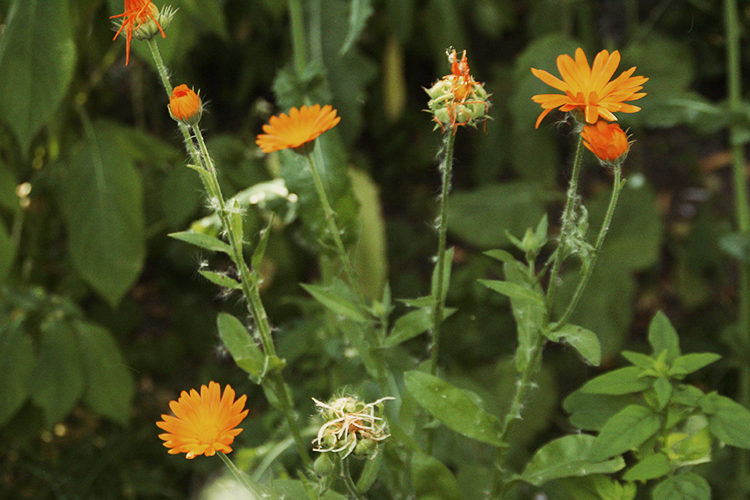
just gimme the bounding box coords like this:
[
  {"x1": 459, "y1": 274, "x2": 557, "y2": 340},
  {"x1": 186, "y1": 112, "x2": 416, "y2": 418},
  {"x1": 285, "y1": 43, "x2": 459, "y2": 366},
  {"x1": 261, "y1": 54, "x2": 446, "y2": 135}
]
[
  {"x1": 217, "y1": 313, "x2": 265, "y2": 383},
  {"x1": 301, "y1": 283, "x2": 368, "y2": 323},
  {"x1": 479, "y1": 279, "x2": 545, "y2": 305},
  {"x1": 588, "y1": 404, "x2": 661, "y2": 462},
  {"x1": 169, "y1": 230, "x2": 232, "y2": 254},
  {"x1": 579, "y1": 366, "x2": 652, "y2": 395},
  {"x1": 384, "y1": 307, "x2": 457, "y2": 348},
  {"x1": 199, "y1": 270, "x2": 242, "y2": 290}
]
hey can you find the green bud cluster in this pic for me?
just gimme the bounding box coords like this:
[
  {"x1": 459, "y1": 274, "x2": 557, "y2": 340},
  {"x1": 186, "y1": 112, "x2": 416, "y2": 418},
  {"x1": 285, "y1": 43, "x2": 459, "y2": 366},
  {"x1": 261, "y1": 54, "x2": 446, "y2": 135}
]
[{"x1": 425, "y1": 78, "x2": 490, "y2": 131}]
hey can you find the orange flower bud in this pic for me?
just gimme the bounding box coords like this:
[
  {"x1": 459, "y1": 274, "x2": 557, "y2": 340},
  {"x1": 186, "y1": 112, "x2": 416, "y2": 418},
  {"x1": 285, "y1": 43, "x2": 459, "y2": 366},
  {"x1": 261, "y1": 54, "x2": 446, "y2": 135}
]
[
  {"x1": 581, "y1": 121, "x2": 630, "y2": 164},
  {"x1": 169, "y1": 85, "x2": 202, "y2": 125}
]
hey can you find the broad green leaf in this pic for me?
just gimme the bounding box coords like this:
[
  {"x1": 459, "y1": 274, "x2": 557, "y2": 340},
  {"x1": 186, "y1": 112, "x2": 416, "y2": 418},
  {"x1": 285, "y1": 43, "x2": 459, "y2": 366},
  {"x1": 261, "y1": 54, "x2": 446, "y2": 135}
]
[
  {"x1": 702, "y1": 392, "x2": 750, "y2": 449},
  {"x1": 623, "y1": 35, "x2": 694, "y2": 99},
  {"x1": 653, "y1": 377, "x2": 672, "y2": 410},
  {"x1": 217, "y1": 313, "x2": 265, "y2": 384},
  {"x1": 384, "y1": 306, "x2": 457, "y2": 348},
  {"x1": 301, "y1": 283, "x2": 368, "y2": 323},
  {"x1": 0, "y1": 219, "x2": 15, "y2": 281},
  {"x1": 180, "y1": 0, "x2": 229, "y2": 40},
  {"x1": 518, "y1": 435, "x2": 625, "y2": 487},
  {"x1": 563, "y1": 391, "x2": 634, "y2": 431},
  {"x1": 652, "y1": 472, "x2": 711, "y2": 500},
  {"x1": 669, "y1": 353, "x2": 721, "y2": 378},
  {"x1": 411, "y1": 451, "x2": 464, "y2": 500},
  {"x1": 0, "y1": 317, "x2": 34, "y2": 426},
  {"x1": 340, "y1": 0, "x2": 374, "y2": 55},
  {"x1": 588, "y1": 404, "x2": 662, "y2": 462},
  {"x1": 447, "y1": 182, "x2": 548, "y2": 248},
  {"x1": 350, "y1": 168, "x2": 388, "y2": 300},
  {"x1": 169, "y1": 230, "x2": 233, "y2": 254},
  {"x1": 404, "y1": 371, "x2": 505, "y2": 447},
  {"x1": 622, "y1": 452, "x2": 670, "y2": 481},
  {"x1": 478, "y1": 279, "x2": 545, "y2": 306},
  {"x1": 28, "y1": 320, "x2": 85, "y2": 426},
  {"x1": 0, "y1": 0, "x2": 76, "y2": 154},
  {"x1": 75, "y1": 320, "x2": 134, "y2": 424},
  {"x1": 579, "y1": 366, "x2": 652, "y2": 395},
  {"x1": 199, "y1": 270, "x2": 242, "y2": 290},
  {"x1": 161, "y1": 166, "x2": 203, "y2": 227},
  {"x1": 648, "y1": 311, "x2": 681, "y2": 363},
  {"x1": 59, "y1": 120, "x2": 145, "y2": 307},
  {"x1": 552, "y1": 324, "x2": 601, "y2": 366},
  {"x1": 504, "y1": 261, "x2": 546, "y2": 372},
  {"x1": 637, "y1": 92, "x2": 726, "y2": 133},
  {"x1": 550, "y1": 475, "x2": 636, "y2": 500}
]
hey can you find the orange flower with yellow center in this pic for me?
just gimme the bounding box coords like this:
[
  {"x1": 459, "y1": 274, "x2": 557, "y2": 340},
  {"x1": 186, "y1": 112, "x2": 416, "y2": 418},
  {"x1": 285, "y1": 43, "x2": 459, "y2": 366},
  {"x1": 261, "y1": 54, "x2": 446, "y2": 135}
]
[
  {"x1": 169, "y1": 85, "x2": 202, "y2": 124},
  {"x1": 156, "y1": 382, "x2": 248, "y2": 459},
  {"x1": 111, "y1": 0, "x2": 166, "y2": 65},
  {"x1": 531, "y1": 48, "x2": 647, "y2": 128},
  {"x1": 581, "y1": 121, "x2": 630, "y2": 163},
  {"x1": 255, "y1": 105, "x2": 341, "y2": 153}
]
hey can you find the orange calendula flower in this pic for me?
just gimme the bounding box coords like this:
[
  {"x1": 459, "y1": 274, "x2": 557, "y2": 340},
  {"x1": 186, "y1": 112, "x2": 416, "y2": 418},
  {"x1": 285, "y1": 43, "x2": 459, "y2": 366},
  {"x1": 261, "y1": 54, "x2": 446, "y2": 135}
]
[
  {"x1": 169, "y1": 85, "x2": 202, "y2": 124},
  {"x1": 581, "y1": 121, "x2": 630, "y2": 164},
  {"x1": 531, "y1": 48, "x2": 648, "y2": 128},
  {"x1": 156, "y1": 382, "x2": 248, "y2": 459},
  {"x1": 111, "y1": 0, "x2": 166, "y2": 65},
  {"x1": 255, "y1": 105, "x2": 341, "y2": 153}
]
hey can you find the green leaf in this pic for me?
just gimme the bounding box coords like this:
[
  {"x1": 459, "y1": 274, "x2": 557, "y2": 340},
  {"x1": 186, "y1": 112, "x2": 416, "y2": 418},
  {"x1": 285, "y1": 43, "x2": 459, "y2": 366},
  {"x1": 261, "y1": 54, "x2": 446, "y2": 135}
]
[
  {"x1": 518, "y1": 434, "x2": 625, "y2": 487},
  {"x1": 648, "y1": 311, "x2": 682, "y2": 363},
  {"x1": 411, "y1": 451, "x2": 464, "y2": 500},
  {"x1": 652, "y1": 472, "x2": 711, "y2": 500},
  {"x1": 719, "y1": 232, "x2": 750, "y2": 262},
  {"x1": 504, "y1": 261, "x2": 546, "y2": 372},
  {"x1": 180, "y1": 0, "x2": 230, "y2": 40},
  {"x1": 270, "y1": 479, "x2": 346, "y2": 500},
  {"x1": 404, "y1": 371, "x2": 505, "y2": 447},
  {"x1": 301, "y1": 283, "x2": 368, "y2": 323},
  {"x1": 199, "y1": 270, "x2": 242, "y2": 290},
  {"x1": 431, "y1": 246, "x2": 455, "y2": 302},
  {"x1": 579, "y1": 366, "x2": 652, "y2": 395},
  {"x1": 0, "y1": 316, "x2": 35, "y2": 426},
  {"x1": 483, "y1": 249, "x2": 517, "y2": 265},
  {"x1": 0, "y1": 0, "x2": 76, "y2": 154},
  {"x1": 588, "y1": 404, "x2": 662, "y2": 462},
  {"x1": 653, "y1": 377, "x2": 672, "y2": 410},
  {"x1": 217, "y1": 313, "x2": 265, "y2": 384},
  {"x1": 622, "y1": 452, "x2": 670, "y2": 481},
  {"x1": 551, "y1": 324, "x2": 601, "y2": 366},
  {"x1": 702, "y1": 392, "x2": 750, "y2": 449},
  {"x1": 340, "y1": 0, "x2": 374, "y2": 55},
  {"x1": 350, "y1": 168, "x2": 388, "y2": 300},
  {"x1": 251, "y1": 217, "x2": 274, "y2": 273},
  {"x1": 169, "y1": 230, "x2": 233, "y2": 254},
  {"x1": 59, "y1": 120, "x2": 145, "y2": 307},
  {"x1": 75, "y1": 320, "x2": 134, "y2": 424},
  {"x1": 28, "y1": 320, "x2": 85, "y2": 426},
  {"x1": 447, "y1": 182, "x2": 548, "y2": 248},
  {"x1": 385, "y1": 308, "x2": 431, "y2": 348},
  {"x1": 0, "y1": 219, "x2": 15, "y2": 281},
  {"x1": 478, "y1": 279, "x2": 545, "y2": 306},
  {"x1": 563, "y1": 391, "x2": 635, "y2": 432},
  {"x1": 669, "y1": 353, "x2": 721, "y2": 378}
]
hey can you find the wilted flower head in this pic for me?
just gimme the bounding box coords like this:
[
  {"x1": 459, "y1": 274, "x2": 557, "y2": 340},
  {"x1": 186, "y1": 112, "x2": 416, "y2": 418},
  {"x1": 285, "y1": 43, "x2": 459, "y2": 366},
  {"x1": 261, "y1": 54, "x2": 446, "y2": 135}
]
[
  {"x1": 312, "y1": 396, "x2": 393, "y2": 459},
  {"x1": 531, "y1": 48, "x2": 647, "y2": 128},
  {"x1": 156, "y1": 382, "x2": 248, "y2": 459},
  {"x1": 111, "y1": 0, "x2": 175, "y2": 65},
  {"x1": 169, "y1": 84, "x2": 202, "y2": 125},
  {"x1": 581, "y1": 120, "x2": 630, "y2": 165},
  {"x1": 425, "y1": 49, "x2": 490, "y2": 133}
]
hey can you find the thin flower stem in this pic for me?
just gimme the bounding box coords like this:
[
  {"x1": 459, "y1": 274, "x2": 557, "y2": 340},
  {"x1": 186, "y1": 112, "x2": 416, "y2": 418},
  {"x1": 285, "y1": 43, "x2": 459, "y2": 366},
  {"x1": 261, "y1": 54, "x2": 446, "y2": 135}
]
[
  {"x1": 305, "y1": 150, "x2": 364, "y2": 305},
  {"x1": 553, "y1": 164, "x2": 625, "y2": 330},
  {"x1": 545, "y1": 135, "x2": 585, "y2": 313},
  {"x1": 217, "y1": 451, "x2": 260, "y2": 495},
  {"x1": 287, "y1": 0, "x2": 308, "y2": 75},
  {"x1": 340, "y1": 457, "x2": 366, "y2": 500},
  {"x1": 147, "y1": 37, "x2": 313, "y2": 471},
  {"x1": 429, "y1": 131, "x2": 456, "y2": 376},
  {"x1": 724, "y1": 0, "x2": 750, "y2": 497}
]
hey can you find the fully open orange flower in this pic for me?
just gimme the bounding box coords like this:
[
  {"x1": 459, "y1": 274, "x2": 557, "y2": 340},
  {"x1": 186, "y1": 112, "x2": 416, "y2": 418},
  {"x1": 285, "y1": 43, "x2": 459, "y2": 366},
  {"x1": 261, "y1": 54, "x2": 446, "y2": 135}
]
[
  {"x1": 531, "y1": 48, "x2": 647, "y2": 128},
  {"x1": 581, "y1": 121, "x2": 630, "y2": 163},
  {"x1": 111, "y1": 0, "x2": 165, "y2": 65},
  {"x1": 156, "y1": 382, "x2": 248, "y2": 459},
  {"x1": 169, "y1": 85, "x2": 202, "y2": 124},
  {"x1": 255, "y1": 105, "x2": 341, "y2": 153}
]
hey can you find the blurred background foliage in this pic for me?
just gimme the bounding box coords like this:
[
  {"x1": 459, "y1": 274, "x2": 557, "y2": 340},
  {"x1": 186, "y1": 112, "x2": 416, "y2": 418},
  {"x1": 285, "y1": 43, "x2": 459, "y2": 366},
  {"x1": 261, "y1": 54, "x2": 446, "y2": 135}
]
[{"x1": 0, "y1": 0, "x2": 749, "y2": 498}]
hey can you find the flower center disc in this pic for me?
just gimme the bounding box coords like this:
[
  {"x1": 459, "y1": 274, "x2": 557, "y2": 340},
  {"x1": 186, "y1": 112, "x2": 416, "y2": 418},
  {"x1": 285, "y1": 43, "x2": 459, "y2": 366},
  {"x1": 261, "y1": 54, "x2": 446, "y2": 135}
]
[{"x1": 196, "y1": 423, "x2": 220, "y2": 444}]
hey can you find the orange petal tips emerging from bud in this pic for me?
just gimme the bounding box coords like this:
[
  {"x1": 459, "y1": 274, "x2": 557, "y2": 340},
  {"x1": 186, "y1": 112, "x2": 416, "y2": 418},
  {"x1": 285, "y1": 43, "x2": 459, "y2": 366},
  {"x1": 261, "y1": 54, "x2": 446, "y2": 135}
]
[
  {"x1": 169, "y1": 85, "x2": 202, "y2": 125},
  {"x1": 531, "y1": 48, "x2": 647, "y2": 128},
  {"x1": 581, "y1": 121, "x2": 630, "y2": 164},
  {"x1": 111, "y1": 0, "x2": 171, "y2": 66},
  {"x1": 255, "y1": 105, "x2": 341, "y2": 154},
  {"x1": 156, "y1": 382, "x2": 248, "y2": 459}
]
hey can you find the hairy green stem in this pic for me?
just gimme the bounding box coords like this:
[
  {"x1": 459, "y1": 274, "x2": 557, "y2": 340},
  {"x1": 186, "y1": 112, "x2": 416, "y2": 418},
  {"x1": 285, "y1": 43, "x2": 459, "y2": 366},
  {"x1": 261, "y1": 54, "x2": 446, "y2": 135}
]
[
  {"x1": 545, "y1": 135, "x2": 585, "y2": 312},
  {"x1": 724, "y1": 0, "x2": 750, "y2": 496},
  {"x1": 147, "y1": 37, "x2": 312, "y2": 471},
  {"x1": 305, "y1": 150, "x2": 364, "y2": 305},
  {"x1": 429, "y1": 131, "x2": 456, "y2": 376},
  {"x1": 341, "y1": 457, "x2": 365, "y2": 500},
  {"x1": 554, "y1": 164, "x2": 625, "y2": 329},
  {"x1": 287, "y1": 0, "x2": 308, "y2": 75},
  {"x1": 218, "y1": 451, "x2": 260, "y2": 495}
]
